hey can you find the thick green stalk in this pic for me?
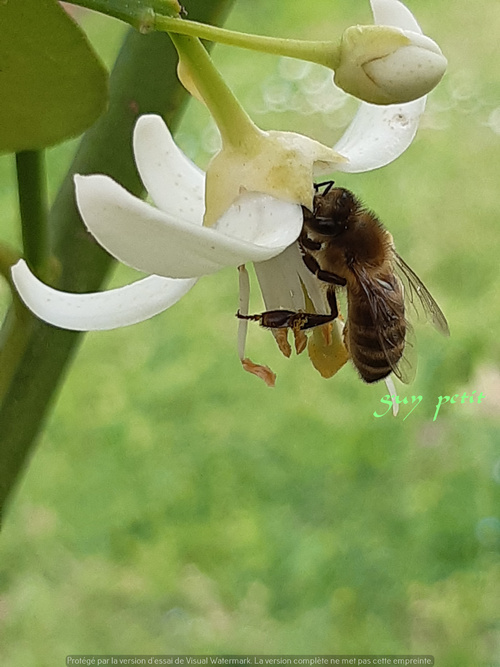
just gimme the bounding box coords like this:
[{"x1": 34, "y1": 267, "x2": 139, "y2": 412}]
[
  {"x1": 1, "y1": 151, "x2": 49, "y2": 410},
  {"x1": 0, "y1": 0, "x2": 234, "y2": 523},
  {"x1": 15, "y1": 150, "x2": 49, "y2": 274}
]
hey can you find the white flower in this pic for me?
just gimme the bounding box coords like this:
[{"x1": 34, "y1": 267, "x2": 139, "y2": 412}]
[{"x1": 12, "y1": 0, "x2": 431, "y2": 393}]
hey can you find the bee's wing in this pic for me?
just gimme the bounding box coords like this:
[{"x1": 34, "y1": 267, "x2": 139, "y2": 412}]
[
  {"x1": 354, "y1": 266, "x2": 416, "y2": 384},
  {"x1": 394, "y1": 253, "x2": 450, "y2": 336},
  {"x1": 396, "y1": 320, "x2": 417, "y2": 384}
]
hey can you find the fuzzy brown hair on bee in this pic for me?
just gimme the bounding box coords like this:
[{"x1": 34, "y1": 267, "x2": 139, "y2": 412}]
[
  {"x1": 237, "y1": 182, "x2": 449, "y2": 384},
  {"x1": 303, "y1": 186, "x2": 390, "y2": 269}
]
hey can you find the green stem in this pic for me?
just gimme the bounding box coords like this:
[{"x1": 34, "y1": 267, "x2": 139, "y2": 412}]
[
  {"x1": 0, "y1": 309, "x2": 33, "y2": 406},
  {"x1": 168, "y1": 33, "x2": 258, "y2": 149},
  {"x1": 0, "y1": 244, "x2": 29, "y2": 406},
  {"x1": 68, "y1": 0, "x2": 182, "y2": 29},
  {"x1": 156, "y1": 16, "x2": 341, "y2": 69},
  {"x1": 69, "y1": 0, "x2": 341, "y2": 68},
  {"x1": 0, "y1": 244, "x2": 33, "y2": 408},
  {"x1": 15, "y1": 151, "x2": 50, "y2": 274}
]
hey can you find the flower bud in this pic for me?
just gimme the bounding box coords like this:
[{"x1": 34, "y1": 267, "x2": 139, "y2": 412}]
[{"x1": 334, "y1": 25, "x2": 447, "y2": 105}]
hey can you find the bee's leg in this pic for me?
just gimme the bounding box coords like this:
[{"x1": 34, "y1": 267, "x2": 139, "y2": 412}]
[
  {"x1": 236, "y1": 259, "x2": 341, "y2": 337},
  {"x1": 290, "y1": 312, "x2": 337, "y2": 330},
  {"x1": 236, "y1": 309, "x2": 335, "y2": 331},
  {"x1": 289, "y1": 287, "x2": 339, "y2": 331},
  {"x1": 314, "y1": 286, "x2": 342, "y2": 348},
  {"x1": 236, "y1": 309, "x2": 297, "y2": 329},
  {"x1": 299, "y1": 228, "x2": 322, "y2": 251},
  {"x1": 289, "y1": 301, "x2": 337, "y2": 353},
  {"x1": 326, "y1": 286, "x2": 339, "y2": 320},
  {"x1": 301, "y1": 251, "x2": 347, "y2": 286}
]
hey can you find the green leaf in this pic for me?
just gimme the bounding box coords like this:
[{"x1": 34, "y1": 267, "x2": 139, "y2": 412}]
[{"x1": 0, "y1": 0, "x2": 108, "y2": 153}]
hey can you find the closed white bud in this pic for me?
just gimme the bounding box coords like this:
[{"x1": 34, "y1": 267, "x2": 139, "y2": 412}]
[{"x1": 334, "y1": 25, "x2": 447, "y2": 105}]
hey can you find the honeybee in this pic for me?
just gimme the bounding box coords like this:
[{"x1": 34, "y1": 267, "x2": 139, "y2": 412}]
[{"x1": 237, "y1": 181, "x2": 449, "y2": 383}]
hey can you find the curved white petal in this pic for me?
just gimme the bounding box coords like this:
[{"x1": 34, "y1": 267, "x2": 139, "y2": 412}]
[
  {"x1": 75, "y1": 175, "x2": 303, "y2": 279},
  {"x1": 237, "y1": 264, "x2": 250, "y2": 362},
  {"x1": 370, "y1": 0, "x2": 422, "y2": 34},
  {"x1": 333, "y1": 0, "x2": 426, "y2": 172},
  {"x1": 255, "y1": 243, "x2": 331, "y2": 315},
  {"x1": 133, "y1": 114, "x2": 205, "y2": 225},
  {"x1": 215, "y1": 191, "x2": 302, "y2": 247},
  {"x1": 333, "y1": 97, "x2": 425, "y2": 172},
  {"x1": 292, "y1": 245, "x2": 331, "y2": 315},
  {"x1": 11, "y1": 260, "x2": 196, "y2": 331},
  {"x1": 254, "y1": 244, "x2": 308, "y2": 312}
]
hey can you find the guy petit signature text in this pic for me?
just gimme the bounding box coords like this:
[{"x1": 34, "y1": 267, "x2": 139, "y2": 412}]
[{"x1": 373, "y1": 390, "x2": 485, "y2": 421}]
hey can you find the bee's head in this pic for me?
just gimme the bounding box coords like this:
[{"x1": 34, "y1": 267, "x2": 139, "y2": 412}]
[
  {"x1": 307, "y1": 187, "x2": 388, "y2": 267},
  {"x1": 310, "y1": 187, "x2": 359, "y2": 236}
]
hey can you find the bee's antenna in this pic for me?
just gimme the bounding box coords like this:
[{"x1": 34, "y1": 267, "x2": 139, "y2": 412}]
[{"x1": 314, "y1": 180, "x2": 335, "y2": 196}]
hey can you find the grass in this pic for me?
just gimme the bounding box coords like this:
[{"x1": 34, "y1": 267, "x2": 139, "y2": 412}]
[{"x1": 0, "y1": 1, "x2": 499, "y2": 665}]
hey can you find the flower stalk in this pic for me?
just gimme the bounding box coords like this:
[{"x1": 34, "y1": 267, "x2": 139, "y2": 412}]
[
  {"x1": 156, "y1": 15, "x2": 342, "y2": 69},
  {"x1": 15, "y1": 150, "x2": 50, "y2": 275},
  {"x1": 168, "y1": 33, "x2": 259, "y2": 151}
]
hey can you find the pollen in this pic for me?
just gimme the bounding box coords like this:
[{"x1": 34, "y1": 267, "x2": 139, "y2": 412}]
[
  {"x1": 308, "y1": 322, "x2": 349, "y2": 379},
  {"x1": 241, "y1": 357, "x2": 277, "y2": 387}
]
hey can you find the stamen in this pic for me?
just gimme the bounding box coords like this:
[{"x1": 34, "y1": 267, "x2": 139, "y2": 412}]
[
  {"x1": 238, "y1": 264, "x2": 277, "y2": 386},
  {"x1": 291, "y1": 315, "x2": 309, "y2": 355},
  {"x1": 293, "y1": 328, "x2": 308, "y2": 355},
  {"x1": 237, "y1": 264, "x2": 251, "y2": 361},
  {"x1": 273, "y1": 329, "x2": 292, "y2": 358},
  {"x1": 241, "y1": 358, "x2": 276, "y2": 388},
  {"x1": 322, "y1": 321, "x2": 333, "y2": 346},
  {"x1": 308, "y1": 320, "x2": 349, "y2": 379}
]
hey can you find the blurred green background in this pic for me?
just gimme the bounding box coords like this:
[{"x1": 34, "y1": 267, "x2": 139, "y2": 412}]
[{"x1": 0, "y1": 0, "x2": 499, "y2": 664}]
